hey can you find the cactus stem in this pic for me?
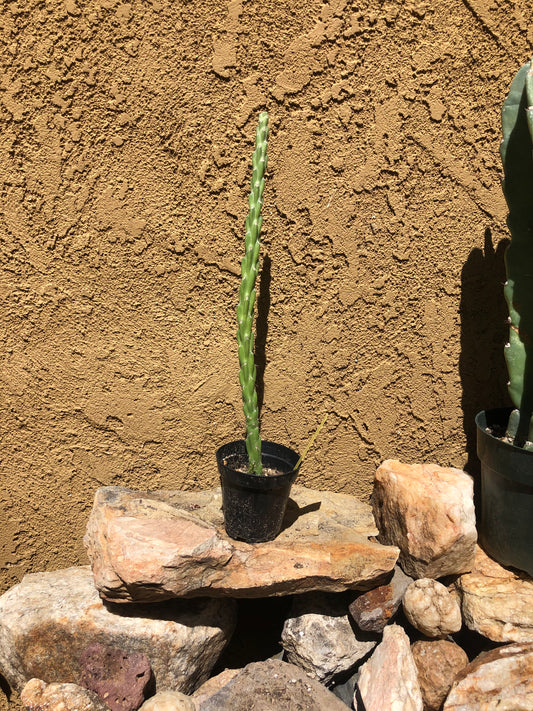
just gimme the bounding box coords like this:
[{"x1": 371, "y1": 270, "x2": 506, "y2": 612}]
[{"x1": 237, "y1": 111, "x2": 269, "y2": 475}]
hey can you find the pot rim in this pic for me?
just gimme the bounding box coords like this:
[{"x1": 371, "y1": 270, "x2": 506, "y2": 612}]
[{"x1": 216, "y1": 439, "x2": 301, "y2": 489}]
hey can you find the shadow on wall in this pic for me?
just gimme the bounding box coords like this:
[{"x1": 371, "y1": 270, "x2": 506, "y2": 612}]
[{"x1": 460, "y1": 228, "x2": 511, "y2": 482}]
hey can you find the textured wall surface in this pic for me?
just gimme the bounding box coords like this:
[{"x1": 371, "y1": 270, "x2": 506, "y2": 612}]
[{"x1": 0, "y1": 0, "x2": 531, "y2": 651}]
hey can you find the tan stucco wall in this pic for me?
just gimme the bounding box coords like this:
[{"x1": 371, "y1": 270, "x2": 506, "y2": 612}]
[{"x1": 0, "y1": 0, "x2": 529, "y2": 633}]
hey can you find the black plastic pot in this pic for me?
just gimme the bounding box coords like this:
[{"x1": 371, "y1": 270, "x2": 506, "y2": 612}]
[
  {"x1": 476, "y1": 407, "x2": 533, "y2": 575},
  {"x1": 216, "y1": 439, "x2": 300, "y2": 543}
]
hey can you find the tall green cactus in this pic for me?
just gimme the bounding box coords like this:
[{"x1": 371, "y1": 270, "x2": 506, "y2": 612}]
[
  {"x1": 236, "y1": 112, "x2": 269, "y2": 474},
  {"x1": 501, "y1": 59, "x2": 533, "y2": 449}
]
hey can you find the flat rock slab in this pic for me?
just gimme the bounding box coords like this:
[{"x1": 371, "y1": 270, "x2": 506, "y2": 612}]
[{"x1": 84, "y1": 485, "x2": 399, "y2": 602}]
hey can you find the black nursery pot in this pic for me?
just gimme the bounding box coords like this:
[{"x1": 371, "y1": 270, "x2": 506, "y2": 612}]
[
  {"x1": 216, "y1": 439, "x2": 300, "y2": 543},
  {"x1": 476, "y1": 407, "x2": 533, "y2": 576}
]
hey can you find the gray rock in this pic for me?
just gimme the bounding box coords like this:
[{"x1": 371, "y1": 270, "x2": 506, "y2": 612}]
[
  {"x1": 281, "y1": 592, "x2": 376, "y2": 684},
  {"x1": 197, "y1": 659, "x2": 349, "y2": 710},
  {"x1": 0, "y1": 567, "x2": 236, "y2": 694}
]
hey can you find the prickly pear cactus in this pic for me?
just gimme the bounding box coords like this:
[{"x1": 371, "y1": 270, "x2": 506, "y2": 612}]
[
  {"x1": 501, "y1": 59, "x2": 533, "y2": 448},
  {"x1": 236, "y1": 112, "x2": 268, "y2": 474}
]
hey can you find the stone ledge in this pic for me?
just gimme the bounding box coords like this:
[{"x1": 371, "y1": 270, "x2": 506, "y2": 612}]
[{"x1": 84, "y1": 485, "x2": 399, "y2": 602}]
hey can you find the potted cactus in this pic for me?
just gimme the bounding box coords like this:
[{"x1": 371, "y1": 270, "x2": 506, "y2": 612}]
[
  {"x1": 215, "y1": 111, "x2": 301, "y2": 544},
  {"x1": 476, "y1": 58, "x2": 533, "y2": 575}
]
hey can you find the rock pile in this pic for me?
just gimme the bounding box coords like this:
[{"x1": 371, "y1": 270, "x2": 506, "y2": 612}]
[{"x1": 1, "y1": 458, "x2": 533, "y2": 710}]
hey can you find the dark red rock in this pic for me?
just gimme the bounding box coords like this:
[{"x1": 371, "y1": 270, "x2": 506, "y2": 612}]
[
  {"x1": 348, "y1": 565, "x2": 412, "y2": 633},
  {"x1": 79, "y1": 642, "x2": 152, "y2": 711}
]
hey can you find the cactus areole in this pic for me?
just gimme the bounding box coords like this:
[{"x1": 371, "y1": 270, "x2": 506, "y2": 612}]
[
  {"x1": 237, "y1": 111, "x2": 268, "y2": 475},
  {"x1": 501, "y1": 58, "x2": 533, "y2": 449}
]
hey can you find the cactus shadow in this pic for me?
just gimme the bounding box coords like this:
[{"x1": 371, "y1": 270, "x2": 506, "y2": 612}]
[
  {"x1": 255, "y1": 253, "x2": 271, "y2": 417},
  {"x1": 459, "y1": 228, "x2": 511, "y2": 487}
]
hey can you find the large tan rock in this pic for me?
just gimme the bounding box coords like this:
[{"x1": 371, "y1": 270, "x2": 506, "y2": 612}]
[
  {"x1": 356, "y1": 624, "x2": 423, "y2": 711},
  {"x1": 0, "y1": 567, "x2": 236, "y2": 694},
  {"x1": 372, "y1": 460, "x2": 477, "y2": 578},
  {"x1": 457, "y1": 546, "x2": 533, "y2": 642},
  {"x1": 443, "y1": 643, "x2": 533, "y2": 710},
  {"x1": 84, "y1": 485, "x2": 399, "y2": 602}
]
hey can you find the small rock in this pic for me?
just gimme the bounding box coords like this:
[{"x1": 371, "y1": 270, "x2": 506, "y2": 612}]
[
  {"x1": 356, "y1": 624, "x2": 423, "y2": 711},
  {"x1": 443, "y1": 642, "x2": 533, "y2": 709},
  {"x1": 198, "y1": 659, "x2": 349, "y2": 711},
  {"x1": 372, "y1": 460, "x2": 477, "y2": 578},
  {"x1": 138, "y1": 691, "x2": 196, "y2": 711},
  {"x1": 192, "y1": 668, "x2": 240, "y2": 705},
  {"x1": 457, "y1": 546, "x2": 533, "y2": 642},
  {"x1": 20, "y1": 678, "x2": 109, "y2": 711},
  {"x1": 349, "y1": 565, "x2": 413, "y2": 633},
  {"x1": 0, "y1": 567, "x2": 236, "y2": 694},
  {"x1": 79, "y1": 642, "x2": 152, "y2": 711},
  {"x1": 403, "y1": 578, "x2": 462, "y2": 638},
  {"x1": 281, "y1": 592, "x2": 377, "y2": 684},
  {"x1": 411, "y1": 640, "x2": 469, "y2": 711}
]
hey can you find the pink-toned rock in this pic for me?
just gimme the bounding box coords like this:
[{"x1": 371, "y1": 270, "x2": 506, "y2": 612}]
[
  {"x1": 84, "y1": 485, "x2": 399, "y2": 602},
  {"x1": 0, "y1": 567, "x2": 235, "y2": 695},
  {"x1": 403, "y1": 578, "x2": 462, "y2": 638},
  {"x1": 348, "y1": 565, "x2": 413, "y2": 633},
  {"x1": 356, "y1": 624, "x2": 423, "y2": 711},
  {"x1": 411, "y1": 640, "x2": 469, "y2": 711},
  {"x1": 372, "y1": 460, "x2": 476, "y2": 579},
  {"x1": 20, "y1": 678, "x2": 109, "y2": 711},
  {"x1": 457, "y1": 546, "x2": 533, "y2": 642},
  {"x1": 79, "y1": 642, "x2": 152, "y2": 711},
  {"x1": 443, "y1": 642, "x2": 533, "y2": 710}
]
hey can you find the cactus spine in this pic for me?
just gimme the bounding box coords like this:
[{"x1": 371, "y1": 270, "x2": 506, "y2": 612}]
[
  {"x1": 501, "y1": 59, "x2": 533, "y2": 448},
  {"x1": 237, "y1": 112, "x2": 268, "y2": 474}
]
